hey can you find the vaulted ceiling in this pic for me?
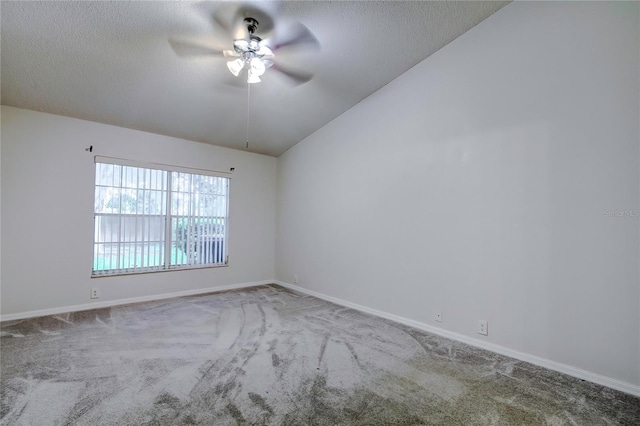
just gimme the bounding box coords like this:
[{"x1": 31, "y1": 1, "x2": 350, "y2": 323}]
[{"x1": 1, "y1": 1, "x2": 508, "y2": 156}]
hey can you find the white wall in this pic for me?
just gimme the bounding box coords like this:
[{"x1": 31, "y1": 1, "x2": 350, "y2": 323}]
[
  {"x1": 276, "y1": 1, "x2": 640, "y2": 389},
  {"x1": 1, "y1": 106, "x2": 277, "y2": 315}
]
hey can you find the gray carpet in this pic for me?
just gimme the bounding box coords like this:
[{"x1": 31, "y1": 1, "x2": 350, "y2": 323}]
[{"x1": 1, "y1": 284, "x2": 638, "y2": 425}]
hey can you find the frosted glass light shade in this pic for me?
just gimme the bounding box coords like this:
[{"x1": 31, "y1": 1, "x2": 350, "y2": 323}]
[
  {"x1": 227, "y1": 59, "x2": 244, "y2": 77},
  {"x1": 247, "y1": 69, "x2": 261, "y2": 84},
  {"x1": 249, "y1": 58, "x2": 266, "y2": 76}
]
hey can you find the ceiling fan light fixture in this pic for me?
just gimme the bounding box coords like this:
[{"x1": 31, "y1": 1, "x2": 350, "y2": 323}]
[
  {"x1": 249, "y1": 57, "x2": 266, "y2": 76},
  {"x1": 247, "y1": 70, "x2": 261, "y2": 84},
  {"x1": 227, "y1": 58, "x2": 244, "y2": 77},
  {"x1": 223, "y1": 17, "x2": 280, "y2": 85}
]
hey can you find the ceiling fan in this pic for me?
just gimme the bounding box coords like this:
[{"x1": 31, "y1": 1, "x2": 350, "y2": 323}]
[
  {"x1": 224, "y1": 17, "x2": 274, "y2": 84},
  {"x1": 169, "y1": 3, "x2": 320, "y2": 86}
]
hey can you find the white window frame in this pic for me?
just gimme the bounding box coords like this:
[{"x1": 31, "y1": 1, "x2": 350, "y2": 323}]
[{"x1": 92, "y1": 156, "x2": 231, "y2": 277}]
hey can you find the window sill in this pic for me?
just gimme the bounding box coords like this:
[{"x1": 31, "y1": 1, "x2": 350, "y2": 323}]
[{"x1": 91, "y1": 263, "x2": 229, "y2": 278}]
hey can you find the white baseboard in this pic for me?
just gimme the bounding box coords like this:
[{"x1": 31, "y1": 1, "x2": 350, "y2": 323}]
[
  {"x1": 274, "y1": 281, "x2": 640, "y2": 397},
  {"x1": 0, "y1": 280, "x2": 273, "y2": 322},
  {"x1": 3, "y1": 279, "x2": 638, "y2": 397}
]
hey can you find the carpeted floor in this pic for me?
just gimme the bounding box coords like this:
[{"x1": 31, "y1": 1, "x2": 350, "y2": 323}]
[{"x1": 1, "y1": 284, "x2": 638, "y2": 425}]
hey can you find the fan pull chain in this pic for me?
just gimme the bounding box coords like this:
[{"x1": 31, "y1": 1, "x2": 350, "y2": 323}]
[{"x1": 245, "y1": 80, "x2": 251, "y2": 150}]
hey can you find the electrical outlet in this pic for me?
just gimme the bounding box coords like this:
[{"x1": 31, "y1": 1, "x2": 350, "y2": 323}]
[
  {"x1": 293, "y1": 274, "x2": 299, "y2": 284},
  {"x1": 478, "y1": 320, "x2": 488, "y2": 336},
  {"x1": 91, "y1": 288, "x2": 99, "y2": 299},
  {"x1": 435, "y1": 311, "x2": 442, "y2": 323}
]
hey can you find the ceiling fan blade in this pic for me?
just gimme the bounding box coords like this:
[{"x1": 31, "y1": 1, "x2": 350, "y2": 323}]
[
  {"x1": 196, "y1": 2, "x2": 244, "y2": 33},
  {"x1": 272, "y1": 64, "x2": 314, "y2": 86},
  {"x1": 223, "y1": 50, "x2": 240, "y2": 58},
  {"x1": 169, "y1": 38, "x2": 225, "y2": 58},
  {"x1": 266, "y1": 22, "x2": 320, "y2": 52},
  {"x1": 212, "y1": 9, "x2": 232, "y2": 33}
]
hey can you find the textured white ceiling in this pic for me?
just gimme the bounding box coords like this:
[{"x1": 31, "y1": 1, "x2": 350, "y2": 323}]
[{"x1": 1, "y1": 1, "x2": 508, "y2": 156}]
